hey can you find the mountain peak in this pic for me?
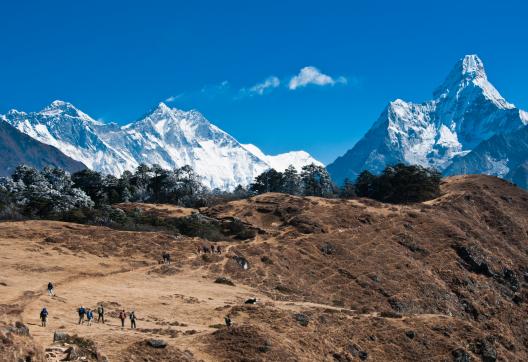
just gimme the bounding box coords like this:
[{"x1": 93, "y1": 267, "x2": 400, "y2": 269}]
[
  {"x1": 156, "y1": 102, "x2": 170, "y2": 111},
  {"x1": 442, "y1": 54, "x2": 487, "y2": 88},
  {"x1": 460, "y1": 54, "x2": 485, "y2": 77}
]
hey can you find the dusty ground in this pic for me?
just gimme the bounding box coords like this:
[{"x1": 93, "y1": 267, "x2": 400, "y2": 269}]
[{"x1": 1, "y1": 175, "x2": 528, "y2": 361}]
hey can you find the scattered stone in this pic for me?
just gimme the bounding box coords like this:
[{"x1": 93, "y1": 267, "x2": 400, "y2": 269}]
[
  {"x1": 258, "y1": 340, "x2": 272, "y2": 353},
  {"x1": 473, "y1": 339, "x2": 497, "y2": 362},
  {"x1": 501, "y1": 268, "x2": 519, "y2": 291},
  {"x1": 293, "y1": 313, "x2": 309, "y2": 327},
  {"x1": 453, "y1": 245, "x2": 494, "y2": 277},
  {"x1": 452, "y1": 348, "x2": 471, "y2": 362},
  {"x1": 147, "y1": 339, "x2": 168, "y2": 349},
  {"x1": 53, "y1": 330, "x2": 68, "y2": 342},
  {"x1": 260, "y1": 256, "x2": 273, "y2": 264},
  {"x1": 405, "y1": 330, "x2": 416, "y2": 339},
  {"x1": 358, "y1": 351, "x2": 369, "y2": 360},
  {"x1": 321, "y1": 243, "x2": 336, "y2": 255},
  {"x1": 214, "y1": 277, "x2": 235, "y2": 286},
  {"x1": 233, "y1": 256, "x2": 250, "y2": 270}
]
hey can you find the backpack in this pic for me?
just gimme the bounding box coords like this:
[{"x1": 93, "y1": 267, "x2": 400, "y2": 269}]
[
  {"x1": 119, "y1": 311, "x2": 126, "y2": 319},
  {"x1": 41, "y1": 309, "x2": 48, "y2": 318},
  {"x1": 79, "y1": 307, "x2": 85, "y2": 314}
]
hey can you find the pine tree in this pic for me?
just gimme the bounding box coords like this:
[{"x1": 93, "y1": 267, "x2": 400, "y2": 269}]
[
  {"x1": 300, "y1": 164, "x2": 334, "y2": 197},
  {"x1": 340, "y1": 178, "x2": 356, "y2": 198},
  {"x1": 354, "y1": 170, "x2": 376, "y2": 197},
  {"x1": 282, "y1": 165, "x2": 301, "y2": 195},
  {"x1": 250, "y1": 169, "x2": 284, "y2": 194}
]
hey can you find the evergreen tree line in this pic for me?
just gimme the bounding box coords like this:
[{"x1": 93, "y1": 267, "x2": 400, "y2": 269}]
[
  {"x1": 248, "y1": 164, "x2": 339, "y2": 197},
  {"x1": 0, "y1": 164, "x2": 208, "y2": 219},
  {"x1": 0, "y1": 162, "x2": 442, "y2": 220},
  {"x1": 353, "y1": 163, "x2": 442, "y2": 203}
]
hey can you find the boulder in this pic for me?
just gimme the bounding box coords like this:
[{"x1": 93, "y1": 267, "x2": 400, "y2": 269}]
[
  {"x1": 452, "y1": 348, "x2": 471, "y2": 362},
  {"x1": 53, "y1": 331, "x2": 68, "y2": 342},
  {"x1": 233, "y1": 256, "x2": 249, "y2": 270},
  {"x1": 147, "y1": 339, "x2": 168, "y2": 348},
  {"x1": 293, "y1": 313, "x2": 309, "y2": 327},
  {"x1": 321, "y1": 243, "x2": 336, "y2": 255}
]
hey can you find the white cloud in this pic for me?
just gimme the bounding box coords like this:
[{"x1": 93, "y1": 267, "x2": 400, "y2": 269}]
[
  {"x1": 248, "y1": 76, "x2": 280, "y2": 95},
  {"x1": 288, "y1": 66, "x2": 347, "y2": 90}
]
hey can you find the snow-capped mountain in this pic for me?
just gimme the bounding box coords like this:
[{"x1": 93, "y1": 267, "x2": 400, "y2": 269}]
[
  {"x1": 0, "y1": 119, "x2": 86, "y2": 176},
  {"x1": 327, "y1": 55, "x2": 528, "y2": 184},
  {"x1": 2, "y1": 101, "x2": 133, "y2": 175},
  {"x1": 2, "y1": 101, "x2": 321, "y2": 189},
  {"x1": 241, "y1": 144, "x2": 323, "y2": 172},
  {"x1": 97, "y1": 102, "x2": 271, "y2": 189},
  {"x1": 444, "y1": 125, "x2": 528, "y2": 188}
]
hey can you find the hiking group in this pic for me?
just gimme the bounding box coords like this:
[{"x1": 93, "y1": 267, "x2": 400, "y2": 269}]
[
  {"x1": 41, "y1": 283, "x2": 138, "y2": 330},
  {"x1": 198, "y1": 244, "x2": 222, "y2": 254}
]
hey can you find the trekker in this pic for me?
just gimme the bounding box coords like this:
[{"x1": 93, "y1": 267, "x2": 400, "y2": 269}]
[
  {"x1": 97, "y1": 304, "x2": 105, "y2": 324},
  {"x1": 119, "y1": 310, "x2": 126, "y2": 329},
  {"x1": 86, "y1": 309, "x2": 94, "y2": 326},
  {"x1": 211, "y1": 245, "x2": 216, "y2": 254},
  {"x1": 166, "y1": 253, "x2": 171, "y2": 265},
  {"x1": 224, "y1": 315, "x2": 232, "y2": 328},
  {"x1": 78, "y1": 306, "x2": 86, "y2": 325},
  {"x1": 40, "y1": 307, "x2": 48, "y2": 327},
  {"x1": 47, "y1": 282, "x2": 54, "y2": 296},
  {"x1": 129, "y1": 311, "x2": 137, "y2": 329},
  {"x1": 202, "y1": 245, "x2": 209, "y2": 254},
  {"x1": 217, "y1": 245, "x2": 222, "y2": 254}
]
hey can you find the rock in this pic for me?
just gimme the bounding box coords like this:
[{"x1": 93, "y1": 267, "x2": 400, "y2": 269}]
[
  {"x1": 258, "y1": 340, "x2": 272, "y2": 353},
  {"x1": 53, "y1": 330, "x2": 68, "y2": 342},
  {"x1": 453, "y1": 245, "x2": 494, "y2": 277},
  {"x1": 512, "y1": 294, "x2": 523, "y2": 305},
  {"x1": 64, "y1": 346, "x2": 79, "y2": 360},
  {"x1": 502, "y1": 268, "x2": 519, "y2": 291},
  {"x1": 473, "y1": 339, "x2": 497, "y2": 362},
  {"x1": 405, "y1": 330, "x2": 416, "y2": 339},
  {"x1": 293, "y1": 313, "x2": 309, "y2": 327},
  {"x1": 332, "y1": 352, "x2": 351, "y2": 361},
  {"x1": 387, "y1": 297, "x2": 406, "y2": 312},
  {"x1": 7, "y1": 321, "x2": 30, "y2": 336},
  {"x1": 147, "y1": 339, "x2": 168, "y2": 348},
  {"x1": 358, "y1": 351, "x2": 368, "y2": 360},
  {"x1": 214, "y1": 277, "x2": 235, "y2": 286},
  {"x1": 321, "y1": 243, "x2": 336, "y2": 255},
  {"x1": 452, "y1": 348, "x2": 471, "y2": 362},
  {"x1": 233, "y1": 256, "x2": 249, "y2": 270}
]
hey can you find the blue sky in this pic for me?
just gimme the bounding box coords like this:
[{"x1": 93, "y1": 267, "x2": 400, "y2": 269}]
[{"x1": 1, "y1": 0, "x2": 527, "y2": 164}]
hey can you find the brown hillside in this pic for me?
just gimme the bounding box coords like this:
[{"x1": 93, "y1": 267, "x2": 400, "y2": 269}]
[{"x1": 1, "y1": 175, "x2": 527, "y2": 361}]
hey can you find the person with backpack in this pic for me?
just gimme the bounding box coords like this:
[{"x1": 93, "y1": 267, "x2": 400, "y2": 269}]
[
  {"x1": 47, "y1": 282, "x2": 54, "y2": 297},
  {"x1": 86, "y1": 309, "x2": 94, "y2": 326},
  {"x1": 97, "y1": 304, "x2": 105, "y2": 324},
  {"x1": 119, "y1": 310, "x2": 126, "y2": 329},
  {"x1": 40, "y1": 307, "x2": 48, "y2": 327},
  {"x1": 224, "y1": 314, "x2": 232, "y2": 328},
  {"x1": 129, "y1": 310, "x2": 137, "y2": 329},
  {"x1": 78, "y1": 306, "x2": 86, "y2": 325}
]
